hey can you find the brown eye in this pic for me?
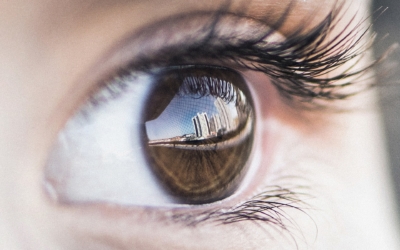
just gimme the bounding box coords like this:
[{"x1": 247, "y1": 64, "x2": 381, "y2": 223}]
[{"x1": 142, "y1": 66, "x2": 255, "y2": 204}]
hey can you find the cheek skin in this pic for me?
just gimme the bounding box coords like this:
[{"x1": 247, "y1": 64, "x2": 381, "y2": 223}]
[
  {"x1": 258, "y1": 91, "x2": 399, "y2": 249},
  {"x1": 246, "y1": 63, "x2": 400, "y2": 248},
  {"x1": 311, "y1": 100, "x2": 399, "y2": 249}
]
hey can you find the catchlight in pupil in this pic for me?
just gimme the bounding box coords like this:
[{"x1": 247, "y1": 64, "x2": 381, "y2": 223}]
[{"x1": 142, "y1": 66, "x2": 255, "y2": 204}]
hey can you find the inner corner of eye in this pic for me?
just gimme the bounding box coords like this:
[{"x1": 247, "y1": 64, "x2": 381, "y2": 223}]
[
  {"x1": 142, "y1": 66, "x2": 256, "y2": 204},
  {"x1": 43, "y1": 65, "x2": 256, "y2": 207}
]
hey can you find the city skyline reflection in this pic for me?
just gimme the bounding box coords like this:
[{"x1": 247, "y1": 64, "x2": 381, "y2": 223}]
[{"x1": 145, "y1": 88, "x2": 252, "y2": 150}]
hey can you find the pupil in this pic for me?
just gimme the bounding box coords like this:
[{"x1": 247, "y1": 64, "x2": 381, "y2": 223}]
[{"x1": 142, "y1": 66, "x2": 254, "y2": 204}]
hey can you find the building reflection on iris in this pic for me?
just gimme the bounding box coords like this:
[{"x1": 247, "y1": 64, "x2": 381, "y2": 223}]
[
  {"x1": 145, "y1": 89, "x2": 252, "y2": 149},
  {"x1": 192, "y1": 97, "x2": 238, "y2": 139}
]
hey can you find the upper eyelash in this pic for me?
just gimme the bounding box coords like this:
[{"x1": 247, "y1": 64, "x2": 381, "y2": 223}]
[
  {"x1": 117, "y1": 2, "x2": 378, "y2": 107},
  {"x1": 162, "y1": 65, "x2": 244, "y2": 104},
  {"x1": 176, "y1": 72, "x2": 239, "y2": 104}
]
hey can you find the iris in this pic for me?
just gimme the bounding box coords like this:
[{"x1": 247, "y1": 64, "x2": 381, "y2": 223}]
[{"x1": 142, "y1": 66, "x2": 254, "y2": 203}]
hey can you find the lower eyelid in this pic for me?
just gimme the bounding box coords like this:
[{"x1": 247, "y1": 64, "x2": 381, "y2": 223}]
[{"x1": 56, "y1": 183, "x2": 311, "y2": 250}]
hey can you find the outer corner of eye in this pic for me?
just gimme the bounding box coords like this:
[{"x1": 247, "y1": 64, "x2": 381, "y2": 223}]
[{"x1": 43, "y1": 64, "x2": 261, "y2": 208}]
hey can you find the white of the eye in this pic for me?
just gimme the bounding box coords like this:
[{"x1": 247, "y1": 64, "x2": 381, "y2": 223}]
[
  {"x1": 44, "y1": 71, "x2": 264, "y2": 207},
  {"x1": 45, "y1": 74, "x2": 179, "y2": 206}
]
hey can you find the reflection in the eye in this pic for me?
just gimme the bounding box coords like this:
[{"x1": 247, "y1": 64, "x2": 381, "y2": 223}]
[
  {"x1": 142, "y1": 66, "x2": 254, "y2": 204},
  {"x1": 145, "y1": 94, "x2": 252, "y2": 149}
]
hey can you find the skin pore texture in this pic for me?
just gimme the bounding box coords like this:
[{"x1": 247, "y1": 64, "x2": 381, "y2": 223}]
[{"x1": 1, "y1": 0, "x2": 400, "y2": 249}]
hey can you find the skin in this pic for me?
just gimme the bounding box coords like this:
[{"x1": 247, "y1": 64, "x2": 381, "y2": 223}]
[{"x1": 0, "y1": 0, "x2": 399, "y2": 249}]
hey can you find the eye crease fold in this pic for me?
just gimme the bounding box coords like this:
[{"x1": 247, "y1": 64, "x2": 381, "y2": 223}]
[{"x1": 106, "y1": 1, "x2": 379, "y2": 108}]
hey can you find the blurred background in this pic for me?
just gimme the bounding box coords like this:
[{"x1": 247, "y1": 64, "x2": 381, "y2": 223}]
[{"x1": 373, "y1": 0, "x2": 400, "y2": 214}]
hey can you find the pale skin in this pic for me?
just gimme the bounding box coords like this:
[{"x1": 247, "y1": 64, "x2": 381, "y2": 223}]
[{"x1": 0, "y1": 0, "x2": 400, "y2": 249}]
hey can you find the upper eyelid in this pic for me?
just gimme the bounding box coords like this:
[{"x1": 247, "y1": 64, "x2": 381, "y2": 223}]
[{"x1": 95, "y1": 4, "x2": 376, "y2": 110}]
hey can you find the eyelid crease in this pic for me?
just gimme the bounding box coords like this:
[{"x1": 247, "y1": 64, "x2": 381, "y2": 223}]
[{"x1": 103, "y1": 1, "x2": 379, "y2": 109}]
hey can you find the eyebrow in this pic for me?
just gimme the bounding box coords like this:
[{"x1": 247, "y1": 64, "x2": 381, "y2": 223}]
[{"x1": 107, "y1": 3, "x2": 375, "y2": 106}]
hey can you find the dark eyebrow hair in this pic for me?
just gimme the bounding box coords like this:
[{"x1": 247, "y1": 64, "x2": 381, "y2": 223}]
[{"x1": 110, "y1": 1, "x2": 378, "y2": 109}]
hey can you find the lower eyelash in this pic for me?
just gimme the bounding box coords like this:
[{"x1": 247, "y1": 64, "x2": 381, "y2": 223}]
[{"x1": 168, "y1": 185, "x2": 310, "y2": 231}]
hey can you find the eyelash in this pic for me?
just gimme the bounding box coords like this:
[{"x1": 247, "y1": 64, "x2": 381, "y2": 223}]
[
  {"x1": 84, "y1": 1, "x2": 378, "y2": 234},
  {"x1": 170, "y1": 186, "x2": 309, "y2": 226},
  {"x1": 111, "y1": 2, "x2": 377, "y2": 109}
]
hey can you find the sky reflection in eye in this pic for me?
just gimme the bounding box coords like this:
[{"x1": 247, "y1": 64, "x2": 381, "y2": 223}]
[{"x1": 145, "y1": 94, "x2": 239, "y2": 142}]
